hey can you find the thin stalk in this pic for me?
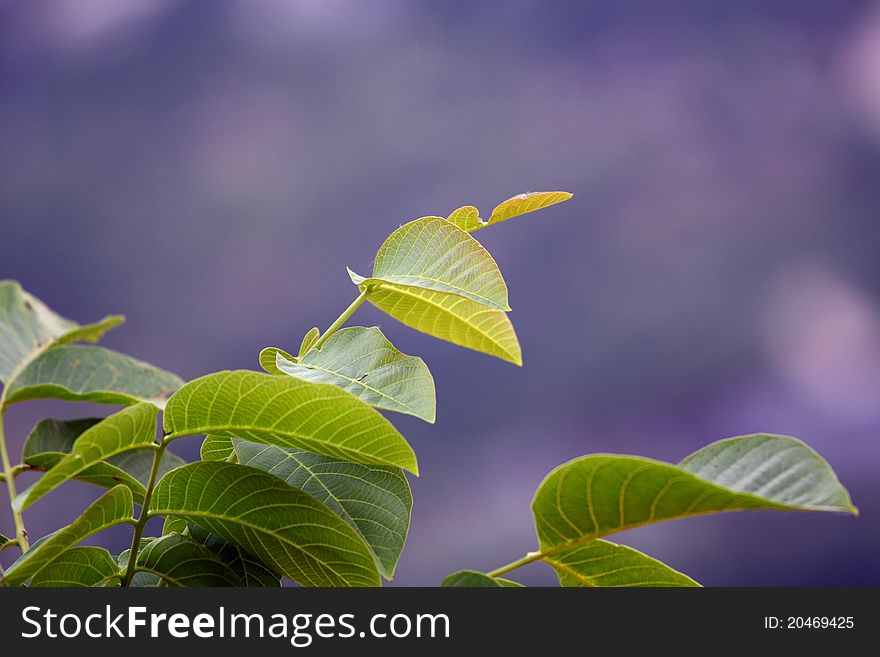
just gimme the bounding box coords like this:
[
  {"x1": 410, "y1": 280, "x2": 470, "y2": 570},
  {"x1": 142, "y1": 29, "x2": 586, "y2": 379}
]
[
  {"x1": 311, "y1": 289, "x2": 369, "y2": 351},
  {"x1": 122, "y1": 440, "x2": 167, "y2": 586},
  {"x1": 0, "y1": 399, "x2": 28, "y2": 552},
  {"x1": 487, "y1": 551, "x2": 544, "y2": 578}
]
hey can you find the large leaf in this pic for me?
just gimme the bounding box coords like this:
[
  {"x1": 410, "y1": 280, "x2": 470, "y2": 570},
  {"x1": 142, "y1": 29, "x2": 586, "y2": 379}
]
[
  {"x1": 531, "y1": 434, "x2": 855, "y2": 586},
  {"x1": 1, "y1": 486, "x2": 134, "y2": 587},
  {"x1": 22, "y1": 417, "x2": 186, "y2": 504},
  {"x1": 17, "y1": 404, "x2": 159, "y2": 511},
  {"x1": 451, "y1": 191, "x2": 572, "y2": 232},
  {"x1": 269, "y1": 327, "x2": 436, "y2": 423},
  {"x1": 440, "y1": 570, "x2": 522, "y2": 587},
  {"x1": 150, "y1": 461, "x2": 381, "y2": 587},
  {"x1": 163, "y1": 370, "x2": 418, "y2": 474},
  {"x1": 353, "y1": 217, "x2": 510, "y2": 310},
  {"x1": 3, "y1": 345, "x2": 183, "y2": 408},
  {"x1": 235, "y1": 440, "x2": 412, "y2": 579},
  {"x1": 349, "y1": 272, "x2": 521, "y2": 365},
  {"x1": 186, "y1": 522, "x2": 281, "y2": 587},
  {"x1": 135, "y1": 533, "x2": 242, "y2": 587},
  {"x1": 0, "y1": 280, "x2": 122, "y2": 385},
  {"x1": 30, "y1": 546, "x2": 121, "y2": 587}
]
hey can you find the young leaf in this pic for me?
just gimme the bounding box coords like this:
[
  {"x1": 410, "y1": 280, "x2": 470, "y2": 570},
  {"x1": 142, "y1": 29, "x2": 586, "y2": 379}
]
[
  {"x1": 29, "y1": 546, "x2": 121, "y2": 587},
  {"x1": 441, "y1": 570, "x2": 523, "y2": 587},
  {"x1": 17, "y1": 404, "x2": 159, "y2": 511},
  {"x1": 541, "y1": 540, "x2": 699, "y2": 587},
  {"x1": 259, "y1": 346, "x2": 297, "y2": 375},
  {"x1": 135, "y1": 533, "x2": 243, "y2": 587},
  {"x1": 0, "y1": 280, "x2": 122, "y2": 385},
  {"x1": 164, "y1": 370, "x2": 418, "y2": 474},
  {"x1": 150, "y1": 461, "x2": 381, "y2": 587},
  {"x1": 446, "y1": 206, "x2": 482, "y2": 232},
  {"x1": 0, "y1": 533, "x2": 15, "y2": 552},
  {"x1": 271, "y1": 326, "x2": 436, "y2": 423},
  {"x1": 235, "y1": 440, "x2": 412, "y2": 579},
  {"x1": 22, "y1": 416, "x2": 185, "y2": 504},
  {"x1": 186, "y1": 523, "x2": 281, "y2": 587},
  {"x1": 354, "y1": 217, "x2": 511, "y2": 310},
  {"x1": 349, "y1": 271, "x2": 521, "y2": 365},
  {"x1": 0, "y1": 486, "x2": 134, "y2": 587},
  {"x1": 200, "y1": 435, "x2": 235, "y2": 462},
  {"x1": 531, "y1": 434, "x2": 856, "y2": 577},
  {"x1": 299, "y1": 327, "x2": 321, "y2": 358},
  {"x1": 162, "y1": 515, "x2": 188, "y2": 536},
  {"x1": 463, "y1": 191, "x2": 572, "y2": 232},
  {"x1": 3, "y1": 345, "x2": 183, "y2": 408}
]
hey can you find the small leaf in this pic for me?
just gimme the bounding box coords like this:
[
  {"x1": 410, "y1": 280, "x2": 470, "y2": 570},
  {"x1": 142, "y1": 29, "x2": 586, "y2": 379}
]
[
  {"x1": 354, "y1": 216, "x2": 511, "y2": 310},
  {"x1": 30, "y1": 547, "x2": 121, "y2": 587},
  {"x1": 22, "y1": 417, "x2": 185, "y2": 504},
  {"x1": 3, "y1": 345, "x2": 183, "y2": 408},
  {"x1": 235, "y1": 440, "x2": 412, "y2": 579},
  {"x1": 0, "y1": 533, "x2": 15, "y2": 552},
  {"x1": 0, "y1": 280, "x2": 122, "y2": 385},
  {"x1": 117, "y1": 539, "x2": 160, "y2": 587},
  {"x1": 477, "y1": 191, "x2": 572, "y2": 231},
  {"x1": 542, "y1": 540, "x2": 699, "y2": 587},
  {"x1": 150, "y1": 461, "x2": 381, "y2": 587},
  {"x1": 259, "y1": 346, "x2": 297, "y2": 375},
  {"x1": 1, "y1": 486, "x2": 134, "y2": 587},
  {"x1": 299, "y1": 327, "x2": 321, "y2": 358},
  {"x1": 162, "y1": 515, "x2": 188, "y2": 535},
  {"x1": 18, "y1": 404, "x2": 159, "y2": 511},
  {"x1": 164, "y1": 370, "x2": 418, "y2": 474},
  {"x1": 440, "y1": 570, "x2": 523, "y2": 587},
  {"x1": 200, "y1": 435, "x2": 235, "y2": 462},
  {"x1": 272, "y1": 326, "x2": 436, "y2": 422},
  {"x1": 186, "y1": 523, "x2": 281, "y2": 587},
  {"x1": 446, "y1": 206, "x2": 482, "y2": 232},
  {"x1": 349, "y1": 272, "x2": 521, "y2": 365},
  {"x1": 135, "y1": 534, "x2": 242, "y2": 587},
  {"x1": 531, "y1": 434, "x2": 856, "y2": 587}
]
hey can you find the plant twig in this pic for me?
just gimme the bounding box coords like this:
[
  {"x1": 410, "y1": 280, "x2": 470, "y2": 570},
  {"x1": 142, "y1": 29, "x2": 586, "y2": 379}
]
[{"x1": 311, "y1": 289, "x2": 369, "y2": 351}]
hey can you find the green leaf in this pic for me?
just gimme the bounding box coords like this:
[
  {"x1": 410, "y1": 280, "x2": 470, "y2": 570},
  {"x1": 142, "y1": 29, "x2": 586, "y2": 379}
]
[
  {"x1": 22, "y1": 417, "x2": 186, "y2": 504},
  {"x1": 271, "y1": 326, "x2": 436, "y2": 423},
  {"x1": 0, "y1": 280, "x2": 122, "y2": 385},
  {"x1": 446, "y1": 206, "x2": 482, "y2": 232},
  {"x1": 299, "y1": 327, "x2": 321, "y2": 358},
  {"x1": 117, "y1": 538, "x2": 160, "y2": 587},
  {"x1": 440, "y1": 570, "x2": 523, "y2": 587},
  {"x1": 259, "y1": 346, "x2": 297, "y2": 375},
  {"x1": 164, "y1": 370, "x2": 418, "y2": 475},
  {"x1": 3, "y1": 345, "x2": 183, "y2": 408},
  {"x1": 1, "y1": 486, "x2": 133, "y2": 587},
  {"x1": 458, "y1": 191, "x2": 572, "y2": 232},
  {"x1": 150, "y1": 461, "x2": 381, "y2": 587},
  {"x1": 30, "y1": 547, "x2": 121, "y2": 587},
  {"x1": 135, "y1": 533, "x2": 243, "y2": 587},
  {"x1": 186, "y1": 523, "x2": 281, "y2": 587},
  {"x1": 531, "y1": 434, "x2": 856, "y2": 586},
  {"x1": 17, "y1": 404, "x2": 159, "y2": 511},
  {"x1": 353, "y1": 216, "x2": 511, "y2": 310},
  {"x1": 162, "y1": 515, "x2": 188, "y2": 535},
  {"x1": 200, "y1": 435, "x2": 235, "y2": 462},
  {"x1": 349, "y1": 272, "x2": 521, "y2": 365},
  {"x1": 0, "y1": 533, "x2": 15, "y2": 552},
  {"x1": 542, "y1": 540, "x2": 699, "y2": 587},
  {"x1": 235, "y1": 440, "x2": 412, "y2": 579}
]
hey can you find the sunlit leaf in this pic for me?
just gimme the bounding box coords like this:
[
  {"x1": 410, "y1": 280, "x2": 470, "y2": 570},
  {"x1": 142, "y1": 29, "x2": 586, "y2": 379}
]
[
  {"x1": 464, "y1": 191, "x2": 572, "y2": 232},
  {"x1": 1, "y1": 486, "x2": 133, "y2": 587},
  {"x1": 298, "y1": 327, "x2": 321, "y2": 358},
  {"x1": 349, "y1": 271, "x2": 521, "y2": 365},
  {"x1": 440, "y1": 570, "x2": 523, "y2": 587},
  {"x1": 235, "y1": 440, "x2": 412, "y2": 579},
  {"x1": 162, "y1": 515, "x2": 188, "y2": 536},
  {"x1": 259, "y1": 346, "x2": 297, "y2": 375},
  {"x1": 3, "y1": 345, "x2": 183, "y2": 408},
  {"x1": 164, "y1": 370, "x2": 418, "y2": 474},
  {"x1": 271, "y1": 326, "x2": 436, "y2": 422},
  {"x1": 446, "y1": 206, "x2": 481, "y2": 232},
  {"x1": 30, "y1": 546, "x2": 121, "y2": 587},
  {"x1": 135, "y1": 533, "x2": 242, "y2": 587},
  {"x1": 17, "y1": 404, "x2": 159, "y2": 511},
  {"x1": 353, "y1": 217, "x2": 510, "y2": 310},
  {"x1": 0, "y1": 280, "x2": 122, "y2": 385},
  {"x1": 150, "y1": 461, "x2": 380, "y2": 587},
  {"x1": 200, "y1": 435, "x2": 234, "y2": 462}
]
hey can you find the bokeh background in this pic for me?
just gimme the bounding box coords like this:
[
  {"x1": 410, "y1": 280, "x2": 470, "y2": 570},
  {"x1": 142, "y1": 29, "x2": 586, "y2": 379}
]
[{"x1": 1, "y1": 0, "x2": 879, "y2": 586}]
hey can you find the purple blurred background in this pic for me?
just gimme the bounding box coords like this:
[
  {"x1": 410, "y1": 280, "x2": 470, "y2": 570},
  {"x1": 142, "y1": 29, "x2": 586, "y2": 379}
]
[{"x1": 1, "y1": 0, "x2": 879, "y2": 585}]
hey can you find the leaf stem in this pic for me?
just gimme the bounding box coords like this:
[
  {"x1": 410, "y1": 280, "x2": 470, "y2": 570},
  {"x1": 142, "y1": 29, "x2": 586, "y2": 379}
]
[
  {"x1": 122, "y1": 438, "x2": 167, "y2": 586},
  {"x1": 311, "y1": 289, "x2": 369, "y2": 351},
  {"x1": 0, "y1": 398, "x2": 29, "y2": 552},
  {"x1": 486, "y1": 551, "x2": 544, "y2": 578}
]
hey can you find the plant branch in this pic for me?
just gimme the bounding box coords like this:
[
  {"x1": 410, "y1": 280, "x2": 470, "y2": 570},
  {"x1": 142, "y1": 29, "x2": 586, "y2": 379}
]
[
  {"x1": 0, "y1": 397, "x2": 28, "y2": 552},
  {"x1": 122, "y1": 438, "x2": 167, "y2": 586},
  {"x1": 487, "y1": 551, "x2": 544, "y2": 578},
  {"x1": 311, "y1": 289, "x2": 369, "y2": 351}
]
